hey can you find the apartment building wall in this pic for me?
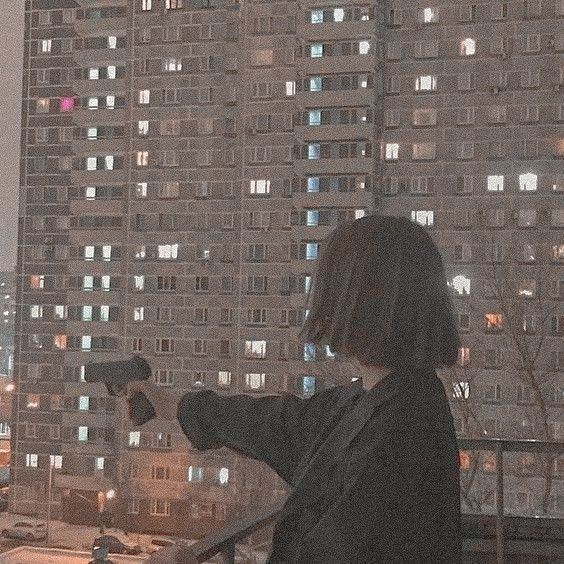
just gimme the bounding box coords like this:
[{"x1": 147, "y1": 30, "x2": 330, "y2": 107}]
[
  {"x1": 379, "y1": 0, "x2": 564, "y2": 516},
  {"x1": 12, "y1": 0, "x2": 563, "y2": 537}
]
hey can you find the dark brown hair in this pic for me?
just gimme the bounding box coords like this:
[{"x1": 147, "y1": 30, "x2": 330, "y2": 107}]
[{"x1": 298, "y1": 215, "x2": 461, "y2": 368}]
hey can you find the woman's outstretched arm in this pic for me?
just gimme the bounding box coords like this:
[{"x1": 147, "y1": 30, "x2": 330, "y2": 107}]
[{"x1": 126, "y1": 380, "x2": 345, "y2": 485}]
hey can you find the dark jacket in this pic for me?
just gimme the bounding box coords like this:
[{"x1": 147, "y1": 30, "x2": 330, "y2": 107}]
[{"x1": 177, "y1": 364, "x2": 462, "y2": 563}]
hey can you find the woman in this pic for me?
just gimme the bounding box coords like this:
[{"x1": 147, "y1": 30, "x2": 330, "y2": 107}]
[{"x1": 128, "y1": 215, "x2": 462, "y2": 563}]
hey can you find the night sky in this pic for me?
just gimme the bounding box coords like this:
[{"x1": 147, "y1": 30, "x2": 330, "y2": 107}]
[{"x1": 0, "y1": 0, "x2": 24, "y2": 272}]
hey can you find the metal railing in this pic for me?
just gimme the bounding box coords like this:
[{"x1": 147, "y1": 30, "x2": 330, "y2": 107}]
[{"x1": 153, "y1": 438, "x2": 564, "y2": 564}]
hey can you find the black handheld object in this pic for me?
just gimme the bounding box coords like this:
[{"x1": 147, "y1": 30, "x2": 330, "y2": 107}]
[{"x1": 84, "y1": 355, "x2": 156, "y2": 426}]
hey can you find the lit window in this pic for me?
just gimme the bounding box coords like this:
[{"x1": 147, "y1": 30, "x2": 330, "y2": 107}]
[
  {"x1": 30, "y1": 305, "x2": 43, "y2": 319},
  {"x1": 107, "y1": 65, "x2": 116, "y2": 79},
  {"x1": 134, "y1": 275, "x2": 145, "y2": 291},
  {"x1": 460, "y1": 38, "x2": 476, "y2": 56},
  {"x1": 82, "y1": 276, "x2": 94, "y2": 291},
  {"x1": 485, "y1": 313, "x2": 503, "y2": 331},
  {"x1": 26, "y1": 454, "x2": 38, "y2": 467},
  {"x1": 95, "y1": 457, "x2": 105, "y2": 470},
  {"x1": 217, "y1": 467, "x2": 229, "y2": 485},
  {"x1": 487, "y1": 175, "x2": 504, "y2": 192},
  {"x1": 355, "y1": 209, "x2": 365, "y2": 219},
  {"x1": 163, "y1": 57, "x2": 182, "y2": 72},
  {"x1": 108, "y1": 36, "x2": 117, "y2": 49},
  {"x1": 88, "y1": 67, "x2": 99, "y2": 80},
  {"x1": 244, "y1": 340, "x2": 266, "y2": 359},
  {"x1": 411, "y1": 210, "x2": 434, "y2": 226},
  {"x1": 87, "y1": 97, "x2": 98, "y2": 110},
  {"x1": 102, "y1": 245, "x2": 112, "y2": 261},
  {"x1": 135, "y1": 245, "x2": 146, "y2": 259},
  {"x1": 458, "y1": 347, "x2": 470, "y2": 366},
  {"x1": 422, "y1": 7, "x2": 439, "y2": 23},
  {"x1": 250, "y1": 179, "x2": 270, "y2": 194},
  {"x1": 39, "y1": 39, "x2": 52, "y2": 53},
  {"x1": 311, "y1": 10, "x2": 323, "y2": 23},
  {"x1": 285, "y1": 81, "x2": 296, "y2": 96},
  {"x1": 245, "y1": 373, "x2": 265, "y2": 390},
  {"x1": 87, "y1": 127, "x2": 97, "y2": 140},
  {"x1": 106, "y1": 95, "x2": 115, "y2": 109},
  {"x1": 308, "y1": 144, "x2": 320, "y2": 159},
  {"x1": 305, "y1": 242, "x2": 319, "y2": 260},
  {"x1": 137, "y1": 151, "x2": 149, "y2": 167},
  {"x1": 310, "y1": 43, "x2": 323, "y2": 58},
  {"x1": 133, "y1": 307, "x2": 144, "y2": 321},
  {"x1": 334, "y1": 8, "x2": 345, "y2": 22},
  {"x1": 86, "y1": 157, "x2": 97, "y2": 171},
  {"x1": 136, "y1": 182, "x2": 147, "y2": 198},
  {"x1": 310, "y1": 76, "x2": 322, "y2": 92},
  {"x1": 359, "y1": 41, "x2": 370, "y2": 55},
  {"x1": 81, "y1": 336, "x2": 92, "y2": 351},
  {"x1": 53, "y1": 334, "x2": 67, "y2": 350},
  {"x1": 141, "y1": 0, "x2": 152, "y2": 10},
  {"x1": 77, "y1": 426, "x2": 89, "y2": 442},
  {"x1": 78, "y1": 396, "x2": 89, "y2": 411},
  {"x1": 82, "y1": 306, "x2": 92, "y2": 321},
  {"x1": 308, "y1": 110, "x2": 321, "y2": 126},
  {"x1": 138, "y1": 89, "x2": 150, "y2": 104},
  {"x1": 37, "y1": 98, "x2": 50, "y2": 113},
  {"x1": 453, "y1": 381, "x2": 470, "y2": 400},
  {"x1": 306, "y1": 210, "x2": 319, "y2": 226},
  {"x1": 104, "y1": 155, "x2": 114, "y2": 170},
  {"x1": 50, "y1": 455, "x2": 63, "y2": 469},
  {"x1": 188, "y1": 466, "x2": 203, "y2": 482},
  {"x1": 158, "y1": 244, "x2": 179, "y2": 259},
  {"x1": 385, "y1": 143, "x2": 399, "y2": 160},
  {"x1": 84, "y1": 245, "x2": 95, "y2": 260},
  {"x1": 415, "y1": 75, "x2": 437, "y2": 91},
  {"x1": 519, "y1": 173, "x2": 537, "y2": 192},
  {"x1": 307, "y1": 177, "x2": 320, "y2": 192},
  {"x1": 218, "y1": 371, "x2": 231, "y2": 386},
  {"x1": 59, "y1": 97, "x2": 74, "y2": 112},
  {"x1": 449, "y1": 274, "x2": 470, "y2": 296},
  {"x1": 128, "y1": 431, "x2": 140, "y2": 447},
  {"x1": 137, "y1": 120, "x2": 149, "y2": 135}
]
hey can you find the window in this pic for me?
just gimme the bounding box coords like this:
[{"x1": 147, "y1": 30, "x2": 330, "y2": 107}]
[
  {"x1": 152, "y1": 466, "x2": 170, "y2": 480},
  {"x1": 157, "y1": 244, "x2": 179, "y2": 259},
  {"x1": 413, "y1": 108, "x2": 436, "y2": 126},
  {"x1": 485, "y1": 313, "x2": 503, "y2": 331},
  {"x1": 245, "y1": 373, "x2": 266, "y2": 390},
  {"x1": 154, "y1": 369, "x2": 173, "y2": 386},
  {"x1": 249, "y1": 179, "x2": 270, "y2": 195},
  {"x1": 128, "y1": 431, "x2": 140, "y2": 447},
  {"x1": 250, "y1": 49, "x2": 273, "y2": 66},
  {"x1": 138, "y1": 120, "x2": 149, "y2": 136},
  {"x1": 78, "y1": 396, "x2": 90, "y2": 411},
  {"x1": 412, "y1": 142, "x2": 436, "y2": 160},
  {"x1": 421, "y1": 7, "x2": 439, "y2": 23},
  {"x1": 150, "y1": 500, "x2": 170, "y2": 516},
  {"x1": 285, "y1": 81, "x2": 296, "y2": 96},
  {"x1": 163, "y1": 57, "x2": 182, "y2": 72},
  {"x1": 487, "y1": 175, "x2": 504, "y2": 192},
  {"x1": 77, "y1": 426, "x2": 89, "y2": 442},
  {"x1": 138, "y1": 89, "x2": 150, "y2": 105},
  {"x1": 310, "y1": 76, "x2": 322, "y2": 92},
  {"x1": 460, "y1": 38, "x2": 476, "y2": 56},
  {"x1": 359, "y1": 41, "x2": 370, "y2": 55},
  {"x1": 385, "y1": 143, "x2": 399, "y2": 160},
  {"x1": 136, "y1": 151, "x2": 149, "y2": 167},
  {"x1": 39, "y1": 39, "x2": 52, "y2": 54},
  {"x1": 308, "y1": 110, "x2": 321, "y2": 126},
  {"x1": 310, "y1": 43, "x2": 323, "y2": 58},
  {"x1": 37, "y1": 98, "x2": 50, "y2": 113},
  {"x1": 188, "y1": 466, "x2": 203, "y2": 482},
  {"x1": 518, "y1": 209, "x2": 537, "y2": 227},
  {"x1": 156, "y1": 338, "x2": 174, "y2": 354},
  {"x1": 311, "y1": 9, "x2": 323, "y2": 23},
  {"x1": 307, "y1": 144, "x2": 320, "y2": 160},
  {"x1": 415, "y1": 75, "x2": 437, "y2": 91},
  {"x1": 26, "y1": 454, "x2": 38, "y2": 468},
  {"x1": 411, "y1": 210, "x2": 434, "y2": 227},
  {"x1": 244, "y1": 340, "x2": 266, "y2": 359},
  {"x1": 216, "y1": 467, "x2": 229, "y2": 486},
  {"x1": 450, "y1": 275, "x2": 471, "y2": 296},
  {"x1": 141, "y1": 0, "x2": 152, "y2": 10},
  {"x1": 519, "y1": 173, "x2": 537, "y2": 192},
  {"x1": 166, "y1": 0, "x2": 183, "y2": 8}
]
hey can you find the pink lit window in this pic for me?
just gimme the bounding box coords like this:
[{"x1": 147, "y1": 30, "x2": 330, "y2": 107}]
[{"x1": 59, "y1": 97, "x2": 74, "y2": 112}]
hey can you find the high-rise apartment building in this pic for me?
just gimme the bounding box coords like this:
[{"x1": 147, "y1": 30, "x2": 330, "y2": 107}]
[
  {"x1": 0, "y1": 272, "x2": 16, "y2": 378},
  {"x1": 12, "y1": 0, "x2": 563, "y2": 537}
]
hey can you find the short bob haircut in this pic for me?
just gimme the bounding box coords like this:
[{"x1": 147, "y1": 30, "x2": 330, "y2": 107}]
[{"x1": 298, "y1": 215, "x2": 461, "y2": 368}]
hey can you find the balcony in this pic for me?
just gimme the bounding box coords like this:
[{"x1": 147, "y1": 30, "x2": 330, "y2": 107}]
[{"x1": 154, "y1": 438, "x2": 564, "y2": 563}]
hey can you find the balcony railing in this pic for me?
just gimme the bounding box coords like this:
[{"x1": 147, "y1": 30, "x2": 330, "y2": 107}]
[{"x1": 152, "y1": 438, "x2": 564, "y2": 564}]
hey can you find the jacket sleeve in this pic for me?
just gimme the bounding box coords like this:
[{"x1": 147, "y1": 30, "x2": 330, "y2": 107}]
[{"x1": 176, "y1": 388, "x2": 343, "y2": 484}]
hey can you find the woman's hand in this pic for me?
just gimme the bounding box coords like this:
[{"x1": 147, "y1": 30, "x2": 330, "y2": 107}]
[{"x1": 126, "y1": 380, "x2": 180, "y2": 421}]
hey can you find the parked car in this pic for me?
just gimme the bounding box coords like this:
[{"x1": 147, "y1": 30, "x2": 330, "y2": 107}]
[
  {"x1": 92, "y1": 535, "x2": 142, "y2": 555},
  {"x1": 1, "y1": 521, "x2": 46, "y2": 541}
]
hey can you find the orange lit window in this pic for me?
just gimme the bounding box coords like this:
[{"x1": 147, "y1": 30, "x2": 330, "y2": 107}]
[
  {"x1": 54, "y1": 334, "x2": 67, "y2": 350},
  {"x1": 457, "y1": 347, "x2": 470, "y2": 366},
  {"x1": 485, "y1": 313, "x2": 503, "y2": 330},
  {"x1": 458, "y1": 451, "x2": 471, "y2": 470}
]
